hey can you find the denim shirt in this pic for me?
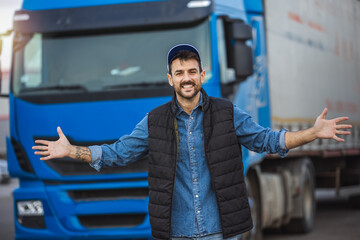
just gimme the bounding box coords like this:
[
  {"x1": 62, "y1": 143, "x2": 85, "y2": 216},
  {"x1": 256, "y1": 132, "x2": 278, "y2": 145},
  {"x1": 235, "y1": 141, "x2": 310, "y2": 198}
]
[{"x1": 89, "y1": 95, "x2": 288, "y2": 237}]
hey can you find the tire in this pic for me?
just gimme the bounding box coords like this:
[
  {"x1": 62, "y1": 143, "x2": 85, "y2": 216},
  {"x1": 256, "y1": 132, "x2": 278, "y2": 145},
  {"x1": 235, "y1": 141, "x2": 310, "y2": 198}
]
[
  {"x1": 283, "y1": 160, "x2": 315, "y2": 233},
  {"x1": 244, "y1": 171, "x2": 262, "y2": 240}
]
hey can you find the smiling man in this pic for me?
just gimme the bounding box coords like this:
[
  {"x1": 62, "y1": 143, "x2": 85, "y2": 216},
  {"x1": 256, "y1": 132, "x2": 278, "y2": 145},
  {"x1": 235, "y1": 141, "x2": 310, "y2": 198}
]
[
  {"x1": 33, "y1": 44, "x2": 352, "y2": 240},
  {"x1": 167, "y1": 45, "x2": 205, "y2": 114}
]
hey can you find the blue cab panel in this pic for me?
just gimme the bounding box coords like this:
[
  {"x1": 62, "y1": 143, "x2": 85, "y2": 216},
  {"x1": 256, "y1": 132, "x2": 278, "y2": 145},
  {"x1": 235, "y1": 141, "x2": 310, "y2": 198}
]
[{"x1": 9, "y1": 0, "x2": 270, "y2": 239}]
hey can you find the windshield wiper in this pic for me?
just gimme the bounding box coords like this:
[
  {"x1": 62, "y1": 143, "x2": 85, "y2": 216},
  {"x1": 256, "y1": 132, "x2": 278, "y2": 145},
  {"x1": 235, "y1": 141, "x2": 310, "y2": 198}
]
[
  {"x1": 103, "y1": 82, "x2": 169, "y2": 90},
  {"x1": 20, "y1": 85, "x2": 88, "y2": 93}
]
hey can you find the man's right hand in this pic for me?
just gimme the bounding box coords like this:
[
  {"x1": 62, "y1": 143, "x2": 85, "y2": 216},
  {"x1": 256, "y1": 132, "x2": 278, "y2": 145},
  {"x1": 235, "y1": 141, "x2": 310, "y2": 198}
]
[
  {"x1": 32, "y1": 127, "x2": 92, "y2": 163},
  {"x1": 32, "y1": 126, "x2": 72, "y2": 161}
]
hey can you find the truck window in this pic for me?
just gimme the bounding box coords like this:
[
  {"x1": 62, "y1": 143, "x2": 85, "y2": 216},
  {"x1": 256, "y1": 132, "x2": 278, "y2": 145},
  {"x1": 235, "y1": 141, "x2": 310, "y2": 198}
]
[
  {"x1": 13, "y1": 34, "x2": 42, "y2": 94},
  {"x1": 12, "y1": 19, "x2": 212, "y2": 100}
]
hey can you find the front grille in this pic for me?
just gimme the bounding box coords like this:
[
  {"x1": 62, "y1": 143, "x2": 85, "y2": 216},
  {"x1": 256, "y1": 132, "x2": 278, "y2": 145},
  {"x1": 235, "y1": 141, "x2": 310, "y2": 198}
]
[
  {"x1": 44, "y1": 157, "x2": 148, "y2": 176},
  {"x1": 68, "y1": 187, "x2": 149, "y2": 201},
  {"x1": 78, "y1": 214, "x2": 146, "y2": 229}
]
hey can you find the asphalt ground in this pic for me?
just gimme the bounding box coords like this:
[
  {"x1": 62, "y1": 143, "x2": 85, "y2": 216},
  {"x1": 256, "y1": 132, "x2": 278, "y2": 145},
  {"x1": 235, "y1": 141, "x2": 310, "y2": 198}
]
[
  {"x1": 0, "y1": 178, "x2": 16, "y2": 240},
  {"x1": 1, "y1": 179, "x2": 360, "y2": 240}
]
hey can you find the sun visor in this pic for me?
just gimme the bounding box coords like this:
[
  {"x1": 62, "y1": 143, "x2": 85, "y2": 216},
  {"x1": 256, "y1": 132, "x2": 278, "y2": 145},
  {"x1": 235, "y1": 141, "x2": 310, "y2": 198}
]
[{"x1": 13, "y1": 0, "x2": 213, "y2": 34}]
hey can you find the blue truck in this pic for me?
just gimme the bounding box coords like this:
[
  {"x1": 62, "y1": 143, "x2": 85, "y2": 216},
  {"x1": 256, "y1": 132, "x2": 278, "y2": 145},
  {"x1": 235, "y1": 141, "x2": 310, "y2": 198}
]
[{"x1": 1, "y1": 0, "x2": 359, "y2": 239}]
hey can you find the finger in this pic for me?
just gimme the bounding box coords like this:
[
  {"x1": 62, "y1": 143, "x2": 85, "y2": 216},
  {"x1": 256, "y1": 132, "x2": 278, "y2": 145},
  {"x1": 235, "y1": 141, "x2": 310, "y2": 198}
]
[
  {"x1": 40, "y1": 155, "x2": 52, "y2": 161},
  {"x1": 336, "y1": 130, "x2": 351, "y2": 135},
  {"x1": 336, "y1": 124, "x2": 352, "y2": 129},
  {"x1": 35, "y1": 140, "x2": 50, "y2": 145},
  {"x1": 319, "y1": 108, "x2": 328, "y2": 119},
  {"x1": 35, "y1": 151, "x2": 50, "y2": 156},
  {"x1": 334, "y1": 116, "x2": 349, "y2": 123},
  {"x1": 57, "y1": 126, "x2": 65, "y2": 138},
  {"x1": 333, "y1": 135, "x2": 344, "y2": 142},
  {"x1": 32, "y1": 146, "x2": 48, "y2": 150}
]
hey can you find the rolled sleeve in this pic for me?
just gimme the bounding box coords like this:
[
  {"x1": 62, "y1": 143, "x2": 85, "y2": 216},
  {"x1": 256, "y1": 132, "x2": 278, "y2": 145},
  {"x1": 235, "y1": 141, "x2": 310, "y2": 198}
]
[
  {"x1": 277, "y1": 129, "x2": 289, "y2": 158},
  {"x1": 89, "y1": 145, "x2": 103, "y2": 172}
]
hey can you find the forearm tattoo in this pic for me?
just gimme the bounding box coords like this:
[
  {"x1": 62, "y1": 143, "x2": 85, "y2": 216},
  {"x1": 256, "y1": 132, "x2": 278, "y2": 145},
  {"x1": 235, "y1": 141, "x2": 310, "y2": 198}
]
[{"x1": 75, "y1": 146, "x2": 91, "y2": 162}]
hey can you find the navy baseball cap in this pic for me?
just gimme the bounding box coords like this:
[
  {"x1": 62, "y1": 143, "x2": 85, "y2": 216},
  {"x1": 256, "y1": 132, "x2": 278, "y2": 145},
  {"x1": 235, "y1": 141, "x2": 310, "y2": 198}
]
[{"x1": 167, "y1": 44, "x2": 201, "y2": 71}]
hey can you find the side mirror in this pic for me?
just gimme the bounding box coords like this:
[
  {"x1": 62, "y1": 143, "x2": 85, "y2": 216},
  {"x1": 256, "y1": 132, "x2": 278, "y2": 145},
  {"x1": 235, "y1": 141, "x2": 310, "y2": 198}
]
[
  {"x1": 224, "y1": 19, "x2": 254, "y2": 81},
  {"x1": 232, "y1": 22, "x2": 253, "y2": 78}
]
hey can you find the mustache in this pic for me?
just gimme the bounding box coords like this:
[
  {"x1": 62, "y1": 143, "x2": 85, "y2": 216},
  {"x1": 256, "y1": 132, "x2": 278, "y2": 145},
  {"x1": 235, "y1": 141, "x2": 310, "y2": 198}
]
[{"x1": 180, "y1": 81, "x2": 195, "y2": 88}]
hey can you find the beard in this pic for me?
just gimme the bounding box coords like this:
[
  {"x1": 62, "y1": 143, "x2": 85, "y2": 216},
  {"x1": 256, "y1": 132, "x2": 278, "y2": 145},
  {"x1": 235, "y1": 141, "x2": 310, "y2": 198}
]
[{"x1": 174, "y1": 80, "x2": 201, "y2": 100}]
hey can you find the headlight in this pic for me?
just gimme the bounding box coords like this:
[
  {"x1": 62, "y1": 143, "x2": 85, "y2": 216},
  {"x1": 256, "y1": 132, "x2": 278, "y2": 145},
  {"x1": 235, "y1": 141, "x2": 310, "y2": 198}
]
[{"x1": 17, "y1": 200, "x2": 44, "y2": 216}]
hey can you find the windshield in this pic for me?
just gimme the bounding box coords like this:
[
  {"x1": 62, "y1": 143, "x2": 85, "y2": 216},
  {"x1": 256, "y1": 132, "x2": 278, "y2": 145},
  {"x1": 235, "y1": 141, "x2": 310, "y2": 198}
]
[{"x1": 12, "y1": 20, "x2": 212, "y2": 97}]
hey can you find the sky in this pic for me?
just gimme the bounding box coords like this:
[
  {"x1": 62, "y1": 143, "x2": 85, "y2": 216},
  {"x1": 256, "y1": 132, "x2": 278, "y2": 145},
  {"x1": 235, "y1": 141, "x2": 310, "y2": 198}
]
[{"x1": 0, "y1": 0, "x2": 22, "y2": 71}]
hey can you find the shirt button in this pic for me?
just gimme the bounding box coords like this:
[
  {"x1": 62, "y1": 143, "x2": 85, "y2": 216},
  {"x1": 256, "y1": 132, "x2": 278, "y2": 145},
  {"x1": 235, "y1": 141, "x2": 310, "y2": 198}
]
[
  {"x1": 189, "y1": 132, "x2": 192, "y2": 135},
  {"x1": 191, "y1": 147, "x2": 194, "y2": 150},
  {"x1": 191, "y1": 117, "x2": 194, "y2": 119},
  {"x1": 197, "y1": 210, "x2": 200, "y2": 213},
  {"x1": 194, "y1": 179, "x2": 197, "y2": 182},
  {"x1": 195, "y1": 195, "x2": 199, "y2": 198},
  {"x1": 192, "y1": 163, "x2": 196, "y2": 166}
]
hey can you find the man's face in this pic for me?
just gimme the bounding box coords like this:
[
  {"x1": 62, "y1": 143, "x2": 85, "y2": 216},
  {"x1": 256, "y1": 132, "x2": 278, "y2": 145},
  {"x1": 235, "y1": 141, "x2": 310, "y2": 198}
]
[{"x1": 167, "y1": 58, "x2": 205, "y2": 101}]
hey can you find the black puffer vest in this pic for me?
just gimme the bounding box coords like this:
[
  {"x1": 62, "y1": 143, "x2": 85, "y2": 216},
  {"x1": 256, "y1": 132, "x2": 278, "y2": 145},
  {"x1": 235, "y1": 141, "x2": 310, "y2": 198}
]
[{"x1": 148, "y1": 90, "x2": 253, "y2": 239}]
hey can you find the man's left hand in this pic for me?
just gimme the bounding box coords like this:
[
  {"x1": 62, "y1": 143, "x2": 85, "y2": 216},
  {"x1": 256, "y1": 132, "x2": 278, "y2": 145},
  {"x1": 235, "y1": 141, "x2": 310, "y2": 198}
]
[{"x1": 313, "y1": 108, "x2": 352, "y2": 142}]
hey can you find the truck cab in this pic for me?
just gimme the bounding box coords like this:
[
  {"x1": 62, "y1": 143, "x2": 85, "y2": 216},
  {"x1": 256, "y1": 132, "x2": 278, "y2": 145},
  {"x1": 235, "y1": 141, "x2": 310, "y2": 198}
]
[{"x1": 6, "y1": 0, "x2": 263, "y2": 239}]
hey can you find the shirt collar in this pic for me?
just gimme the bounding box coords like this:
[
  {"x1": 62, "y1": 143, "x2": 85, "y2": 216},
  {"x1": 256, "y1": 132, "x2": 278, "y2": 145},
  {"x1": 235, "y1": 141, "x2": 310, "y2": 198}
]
[{"x1": 176, "y1": 91, "x2": 203, "y2": 116}]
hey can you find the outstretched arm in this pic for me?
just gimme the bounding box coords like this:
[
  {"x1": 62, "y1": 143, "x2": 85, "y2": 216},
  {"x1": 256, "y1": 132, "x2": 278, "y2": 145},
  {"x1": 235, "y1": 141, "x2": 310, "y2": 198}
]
[
  {"x1": 32, "y1": 126, "x2": 92, "y2": 163},
  {"x1": 285, "y1": 108, "x2": 352, "y2": 150}
]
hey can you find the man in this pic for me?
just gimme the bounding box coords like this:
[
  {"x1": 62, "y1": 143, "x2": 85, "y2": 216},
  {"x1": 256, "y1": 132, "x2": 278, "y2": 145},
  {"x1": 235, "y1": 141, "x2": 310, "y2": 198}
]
[{"x1": 33, "y1": 44, "x2": 352, "y2": 240}]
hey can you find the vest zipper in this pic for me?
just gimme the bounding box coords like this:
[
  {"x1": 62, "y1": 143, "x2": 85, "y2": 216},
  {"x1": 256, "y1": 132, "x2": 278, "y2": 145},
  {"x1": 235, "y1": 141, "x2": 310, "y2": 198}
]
[{"x1": 168, "y1": 117, "x2": 179, "y2": 238}]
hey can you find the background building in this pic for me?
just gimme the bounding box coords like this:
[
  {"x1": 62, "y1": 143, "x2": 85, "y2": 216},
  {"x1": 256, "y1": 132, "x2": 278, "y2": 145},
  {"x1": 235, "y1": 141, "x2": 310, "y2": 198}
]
[{"x1": 0, "y1": 0, "x2": 22, "y2": 157}]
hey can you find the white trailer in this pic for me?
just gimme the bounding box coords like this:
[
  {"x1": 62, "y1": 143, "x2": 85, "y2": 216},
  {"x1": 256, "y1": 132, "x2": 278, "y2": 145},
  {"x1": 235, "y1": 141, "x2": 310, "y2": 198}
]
[{"x1": 247, "y1": 0, "x2": 360, "y2": 238}]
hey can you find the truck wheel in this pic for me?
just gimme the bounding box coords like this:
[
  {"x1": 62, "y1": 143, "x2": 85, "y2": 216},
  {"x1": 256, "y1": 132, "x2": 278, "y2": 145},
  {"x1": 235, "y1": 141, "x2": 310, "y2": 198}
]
[
  {"x1": 244, "y1": 172, "x2": 262, "y2": 240},
  {"x1": 284, "y1": 160, "x2": 315, "y2": 233}
]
